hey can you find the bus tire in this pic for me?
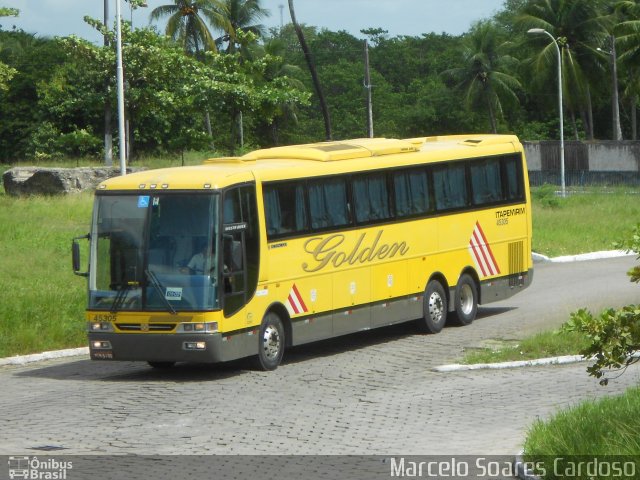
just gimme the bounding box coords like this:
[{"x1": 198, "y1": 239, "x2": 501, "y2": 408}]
[
  {"x1": 418, "y1": 280, "x2": 448, "y2": 334},
  {"x1": 452, "y1": 273, "x2": 478, "y2": 326},
  {"x1": 148, "y1": 361, "x2": 175, "y2": 369},
  {"x1": 255, "y1": 312, "x2": 285, "y2": 371}
]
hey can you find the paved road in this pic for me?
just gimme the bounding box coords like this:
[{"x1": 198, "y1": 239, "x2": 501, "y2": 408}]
[{"x1": 1, "y1": 256, "x2": 639, "y2": 459}]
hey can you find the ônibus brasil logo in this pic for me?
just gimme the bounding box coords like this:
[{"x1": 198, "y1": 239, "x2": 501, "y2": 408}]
[{"x1": 8, "y1": 456, "x2": 73, "y2": 479}]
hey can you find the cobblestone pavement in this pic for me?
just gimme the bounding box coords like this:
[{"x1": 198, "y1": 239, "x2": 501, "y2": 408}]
[{"x1": 1, "y1": 257, "x2": 639, "y2": 456}]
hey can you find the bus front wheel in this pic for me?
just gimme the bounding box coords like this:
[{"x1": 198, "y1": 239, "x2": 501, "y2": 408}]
[
  {"x1": 255, "y1": 312, "x2": 285, "y2": 371},
  {"x1": 418, "y1": 280, "x2": 448, "y2": 334},
  {"x1": 452, "y1": 273, "x2": 478, "y2": 326}
]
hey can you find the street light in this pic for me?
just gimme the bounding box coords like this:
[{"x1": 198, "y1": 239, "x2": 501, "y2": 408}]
[
  {"x1": 528, "y1": 28, "x2": 565, "y2": 197},
  {"x1": 115, "y1": 0, "x2": 127, "y2": 176}
]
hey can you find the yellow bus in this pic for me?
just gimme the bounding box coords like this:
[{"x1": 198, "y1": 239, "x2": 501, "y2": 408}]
[{"x1": 73, "y1": 135, "x2": 532, "y2": 370}]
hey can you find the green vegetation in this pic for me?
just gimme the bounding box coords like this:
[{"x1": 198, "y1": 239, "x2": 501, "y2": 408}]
[
  {"x1": 462, "y1": 329, "x2": 590, "y2": 364},
  {"x1": 532, "y1": 187, "x2": 640, "y2": 257},
  {"x1": 2, "y1": 0, "x2": 640, "y2": 162},
  {"x1": 562, "y1": 223, "x2": 640, "y2": 385},
  {"x1": 0, "y1": 193, "x2": 92, "y2": 357},
  {"x1": 523, "y1": 386, "x2": 640, "y2": 463}
]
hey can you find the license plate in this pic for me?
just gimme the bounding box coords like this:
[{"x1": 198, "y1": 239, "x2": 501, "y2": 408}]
[{"x1": 91, "y1": 350, "x2": 114, "y2": 360}]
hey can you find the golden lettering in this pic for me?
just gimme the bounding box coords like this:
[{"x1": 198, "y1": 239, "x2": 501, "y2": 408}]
[{"x1": 302, "y1": 230, "x2": 409, "y2": 272}]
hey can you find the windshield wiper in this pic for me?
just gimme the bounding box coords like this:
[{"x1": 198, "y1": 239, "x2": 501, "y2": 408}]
[
  {"x1": 145, "y1": 269, "x2": 177, "y2": 315},
  {"x1": 110, "y1": 283, "x2": 131, "y2": 314}
]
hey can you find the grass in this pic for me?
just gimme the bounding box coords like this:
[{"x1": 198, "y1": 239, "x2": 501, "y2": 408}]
[
  {"x1": 462, "y1": 329, "x2": 590, "y2": 364},
  {"x1": 531, "y1": 185, "x2": 640, "y2": 257},
  {"x1": 523, "y1": 387, "x2": 640, "y2": 474},
  {"x1": 0, "y1": 192, "x2": 93, "y2": 357}
]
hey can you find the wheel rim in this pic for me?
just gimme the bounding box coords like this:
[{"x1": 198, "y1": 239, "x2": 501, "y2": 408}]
[
  {"x1": 428, "y1": 291, "x2": 444, "y2": 323},
  {"x1": 262, "y1": 324, "x2": 281, "y2": 360},
  {"x1": 459, "y1": 283, "x2": 474, "y2": 316}
]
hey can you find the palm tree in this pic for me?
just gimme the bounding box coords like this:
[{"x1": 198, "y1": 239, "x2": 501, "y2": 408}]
[
  {"x1": 517, "y1": 0, "x2": 610, "y2": 139},
  {"x1": 150, "y1": 0, "x2": 230, "y2": 56},
  {"x1": 150, "y1": 1, "x2": 230, "y2": 144},
  {"x1": 615, "y1": 0, "x2": 640, "y2": 139},
  {"x1": 251, "y1": 37, "x2": 306, "y2": 144},
  {"x1": 444, "y1": 21, "x2": 521, "y2": 134},
  {"x1": 215, "y1": 0, "x2": 269, "y2": 53},
  {"x1": 288, "y1": 0, "x2": 331, "y2": 140}
]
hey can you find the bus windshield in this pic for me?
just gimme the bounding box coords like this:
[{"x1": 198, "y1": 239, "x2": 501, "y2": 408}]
[{"x1": 89, "y1": 193, "x2": 220, "y2": 312}]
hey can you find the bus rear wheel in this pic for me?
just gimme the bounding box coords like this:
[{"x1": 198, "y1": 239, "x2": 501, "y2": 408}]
[
  {"x1": 452, "y1": 273, "x2": 478, "y2": 326},
  {"x1": 254, "y1": 312, "x2": 285, "y2": 371},
  {"x1": 418, "y1": 280, "x2": 448, "y2": 334}
]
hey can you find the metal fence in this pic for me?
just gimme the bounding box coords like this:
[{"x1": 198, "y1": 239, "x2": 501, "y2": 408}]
[{"x1": 528, "y1": 170, "x2": 640, "y2": 187}]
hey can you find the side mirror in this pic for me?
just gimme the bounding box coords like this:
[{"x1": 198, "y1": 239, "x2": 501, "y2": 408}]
[{"x1": 72, "y1": 234, "x2": 89, "y2": 277}]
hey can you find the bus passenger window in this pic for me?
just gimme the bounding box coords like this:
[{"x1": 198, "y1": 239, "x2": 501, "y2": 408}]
[
  {"x1": 394, "y1": 170, "x2": 430, "y2": 217},
  {"x1": 470, "y1": 159, "x2": 503, "y2": 206},
  {"x1": 263, "y1": 183, "x2": 308, "y2": 237},
  {"x1": 504, "y1": 155, "x2": 524, "y2": 201},
  {"x1": 308, "y1": 178, "x2": 350, "y2": 229},
  {"x1": 433, "y1": 164, "x2": 468, "y2": 211},
  {"x1": 353, "y1": 173, "x2": 391, "y2": 224}
]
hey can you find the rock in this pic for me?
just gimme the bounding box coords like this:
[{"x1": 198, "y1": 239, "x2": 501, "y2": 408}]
[{"x1": 2, "y1": 166, "x2": 146, "y2": 196}]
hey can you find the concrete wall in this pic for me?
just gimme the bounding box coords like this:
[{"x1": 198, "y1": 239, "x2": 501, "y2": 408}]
[
  {"x1": 523, "y1": 141, "x2": 640, "y2": 172},
  {"x1": 523, "y1": 142, "x2": 542, "y2": 170}
]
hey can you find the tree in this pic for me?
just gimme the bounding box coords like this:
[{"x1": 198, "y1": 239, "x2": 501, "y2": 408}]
[
  {"x1": 288, "y1": 0, "x2": 331, "y2": 141},
  {"x1": 0, "y1": 6, "x2": 18, "y2": 92},
  {"x1": 210, "y1": 0, "x2": 270, "y2": 151},
  {"x1": 248, "y1": 37, "x2": 307, "y2": 145},
  {"x1": 443, "y1": 21, "x2": 522, "y2": 133},
  {"x1": 215, "y1": 0, "x2": 268, "y2": 53},
  {"x1": 564, "y1": 223, "x2": 640, "y2": 386},
  {"x1": 149, "y1": 0, "x2": 230, "y2": 55},
  {"x1": 615, "y1": 0, "x2": 640, "y2": 139},
  {"x1": 517, "y1": 0, "x2": 610, "y2": 139}
]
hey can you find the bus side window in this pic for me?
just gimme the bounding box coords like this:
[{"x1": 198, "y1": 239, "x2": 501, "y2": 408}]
[
  {"x1": 470, "y1": 158, "x2": 503, "y2": 206},
  {"x1": 353, "y1": 173, "x2": 391, "y2": 224},
  {"x1": 394, "y1": 169, "x2": 431, "y2": 217},
  {"x1": 504, "y1": 155, "x2": 525, "y2": 201},
  {"x1": 433, "y1": 164, "x2": 468, "y2": 211},
  {"x1": 308, "y1": 177, "x2": 351, "y2": 229},
  {"x1": 263, "y1": 182, "x2": 308, "y2": 238}
]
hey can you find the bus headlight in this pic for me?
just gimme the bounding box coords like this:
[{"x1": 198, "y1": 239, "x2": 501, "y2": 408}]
[
  {"x1": 183, "y1": 341, "x2": 207, "y2": 351},
  {"x1": 88, "y1": 322, "x2": 113, "y2": 332},
  {"x1": 179, "y1": 322, "x2": 218, "y2": 333},
  {"x1": 92, "y1": 341, "x2": 112, "y2": 349}
]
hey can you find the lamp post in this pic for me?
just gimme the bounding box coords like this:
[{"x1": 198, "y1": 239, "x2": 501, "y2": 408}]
[
  {"x1": 103, "y1": 0, "x2": 112, "y2": 167},
  {"x1": 528, "y1": 28, "x2": 565, "y2": 197},
  {"x1": 115, "y1": 0, "x2": 127, "y2": 176}
]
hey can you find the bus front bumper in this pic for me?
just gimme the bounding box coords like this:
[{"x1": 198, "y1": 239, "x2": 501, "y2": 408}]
[{"x1": 87, "y1": 331, "x2": 258, "y2": 364}]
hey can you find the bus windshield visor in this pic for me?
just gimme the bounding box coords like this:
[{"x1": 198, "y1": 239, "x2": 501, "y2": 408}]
[{"x1": 88, "y1": 193, "x2": 220, "y2": 312}]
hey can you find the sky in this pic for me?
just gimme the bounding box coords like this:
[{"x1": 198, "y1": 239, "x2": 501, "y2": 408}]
[{"x1": 2, "y1": 0, "x2": 507, "y2": 42}]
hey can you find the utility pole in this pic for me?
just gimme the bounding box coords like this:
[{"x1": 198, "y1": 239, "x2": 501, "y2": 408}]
[
  {"x1": 115, "y1": 0, "x2": 127, "y2": 175},
  {"x1": 104, "y1": 0, "x2": 113, "y2": 166},
  {"x1": 610, "y1": 35, "x2": 622, "y2": 141},
  {"x1": 364, "y1": 39, "x2": 373, "y2": 138},
  {"x1": 279, "y1": 4, "x2": 284, "y2": 30}
]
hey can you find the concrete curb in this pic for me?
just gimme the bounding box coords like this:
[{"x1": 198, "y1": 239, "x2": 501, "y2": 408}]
[
  {"x1": 532, "y1": 249, "x2": 634, "y2": 264},
  {"x1": 432, "y1": 355, "x2": 586, "y2": 373},
  {"x1": 0, "y1": 347, "x2": 88, "y2": 367}
]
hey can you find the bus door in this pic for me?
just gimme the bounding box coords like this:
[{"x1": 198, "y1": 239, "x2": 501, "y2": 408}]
[{"x1": 221, "y1": 185, "x2": 259, "y2": 317}]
